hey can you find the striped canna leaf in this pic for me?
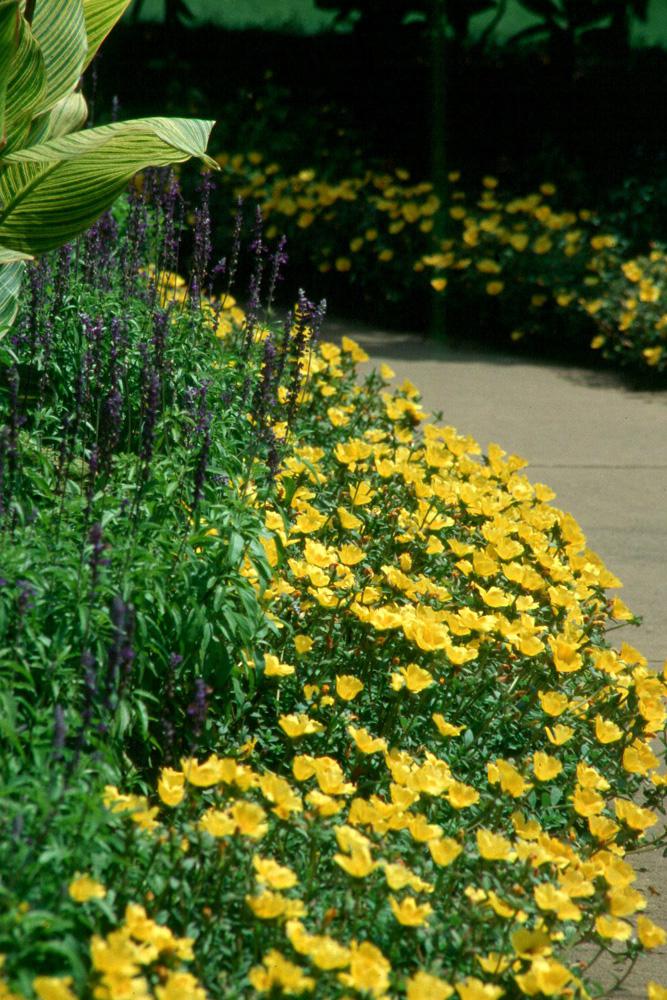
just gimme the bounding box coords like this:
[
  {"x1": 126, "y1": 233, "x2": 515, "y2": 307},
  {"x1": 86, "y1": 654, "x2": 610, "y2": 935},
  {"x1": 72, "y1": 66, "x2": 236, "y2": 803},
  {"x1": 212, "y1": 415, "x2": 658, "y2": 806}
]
[{"x1": 0, "y1": 116, "x2": 217, "y2": 255}]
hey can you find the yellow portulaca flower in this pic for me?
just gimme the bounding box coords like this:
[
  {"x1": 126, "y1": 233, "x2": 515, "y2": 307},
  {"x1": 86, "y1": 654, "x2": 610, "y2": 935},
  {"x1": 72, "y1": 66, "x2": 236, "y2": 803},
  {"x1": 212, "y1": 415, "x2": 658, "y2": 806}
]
[
  {"x1": 279, "y1": 714, "x2": 325, "y2": 738},
  {"x1": 389, "y1": 895, "x2": 432, "y2": 927},
  {"x1": 429, "y1": 837, "x2": 463, "y2": 866},
  {"x1": 532, "y1": 752, "x2": 563, "y2": 781},
  {"x1": 476, "y1": 829, "x2": 514, "y2": 862},
  {"x1": 455, "y1": 976, "x2": 504, "y2": 1000},
  {"x1": 432, "y1": 714, "x2": 465, "y2": 737},
  {"x1": 249, "y1": 949, "x2": 315, "y2": 993},
  {"x1": 595, "y1": 914, "x2": 633, "y2": 941},
  {"x1": 335, "y1": 674, "x2": 364, "y2": 701},
  {"x1": 534, "y1": 884, "x2": 582, "y2": 922},
  {"x1": 338, "y1": 940, "x2": 391, "y2": 995},
  {"x1": 253, "y1": 855, "x2": 298, "y2": 890},
  {"x1": 33, "y1": 978, "x2": 78, "y2": 1000},
  {"x1": 514, "y1": 957, "x2": 572, "y2": 996},
  {"x1": 538, "y1": 691, "x2": 569, "y2": 716},
  {"x1": 264, "y1": 653, "x2": 295, "y2": 677},
  {"x1": 407, "y1": 970, "x2": 454, "y2": 1000},
  {"x1": 348, "y1": 725, "x2": 387, "y2": 754},
  {"x1": 545, "y1": 724, "x2": 574, "y2": 745},
  {"x1": 68, "y1": 875, "x2": 106, "y2": 903},
  {"x1": 637, "y1": 916, "x2": 667, "y2": 949}
]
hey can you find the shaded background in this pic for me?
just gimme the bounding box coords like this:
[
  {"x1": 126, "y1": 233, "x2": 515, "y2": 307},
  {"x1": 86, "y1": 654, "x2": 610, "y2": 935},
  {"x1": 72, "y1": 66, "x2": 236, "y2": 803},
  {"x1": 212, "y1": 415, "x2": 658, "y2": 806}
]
[{"x1": 90, "y1": 0, "x2": 667, "y2": 329}]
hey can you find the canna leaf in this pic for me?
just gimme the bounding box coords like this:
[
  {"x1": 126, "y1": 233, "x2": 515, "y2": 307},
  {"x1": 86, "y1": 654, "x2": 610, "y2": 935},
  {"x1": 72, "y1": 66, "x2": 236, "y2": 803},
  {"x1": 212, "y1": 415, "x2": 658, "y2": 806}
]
[
  {"x1": 0, "y1": 0, "x2": 17, "y2": 147},
  {"x1": 0, "y1": 258, "x2": 27, "y2": 340},
  {"x1": 3, "y1": 5, "x2": 47, "y2": 154},
  {"x1": 0, "y1": 116, "x2": 217, "y2": 255},
  {"x1": 82, "y1": 0, "x2": 133, "y2": 70},
  {"x1": 30, "y1": 0, "x2": 87, "y2": 114},
  {"x1": 26, "y1": 90, "x2": 88, "y2": 145}
]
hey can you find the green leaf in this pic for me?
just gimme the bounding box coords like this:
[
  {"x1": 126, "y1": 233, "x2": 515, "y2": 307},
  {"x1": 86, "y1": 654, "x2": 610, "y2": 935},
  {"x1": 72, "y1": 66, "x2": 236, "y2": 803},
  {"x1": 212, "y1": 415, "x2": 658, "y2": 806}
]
[
  {"x1": 26, "y1": 90, "x2": 88, "y2": 145},
  {"x1": 0, "y1": 259, "x2": 25, "y2": 339},
  {"x1": 0, "y1": 0, "x2": 17, "y2": 146},
  {"x1": 82, "y1": 0, "x2": 133, "y2": 71},
  {"x1": 3, "y1": 6, "x2": 47, "y2": 154},
  {"x1": 0, "y1": 116, "x2": 217, "y2": 255},
  {"x1": 30, "y1": 0, "x2": 87, "y2": 113}
]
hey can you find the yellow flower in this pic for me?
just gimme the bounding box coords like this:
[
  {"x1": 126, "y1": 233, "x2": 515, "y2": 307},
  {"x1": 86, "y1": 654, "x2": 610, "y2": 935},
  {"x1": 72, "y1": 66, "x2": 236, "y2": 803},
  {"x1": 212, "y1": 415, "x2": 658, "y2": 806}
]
[
  {"x1": 476, "y1": 829, "x2": 513, "y2": 861},
  {"x1": 432, "y1": 714, "x2": 465, "y2": 737},
  {"x1": 306, "y1": 788, "x2": 344, "y2": 816},
  {"x1": 33, "y1": 978, "x2": 77, "y2": 1000},
  {"x1": 545, "y1": 724, "x2": 574, "y2": 745},
  {"x1": 486, "y1": 281, "x2": 504, "y2": 296},
  {"x1": 607, "y1": 884, "x2": 645, "y2": 916},
  {"x1": 335, "y1": 675, "x2": 364, "y2": 700},
  {"x1": 637, "y1": 916, "x2": 667, "y2": 949},
  {"x1": 407, "y1": 970, "x2": 454, "y2": 1000},
  {"x1": 341, "y1": 336, "x2": 370, "y2": 362},
  {"x1": 286, "y1": 920, "x2": 351, "y2": 970},
  {"x1": 389, "y1": 895, "x2": 432, "y2": 926},
  {"x1": 538, "y1": 691, "x2": 569, "y2": 716},
  {"x1": 623, "y1": 739, "x2": 659, "y2": 775},
  {"x1": 156, "y1": 766, "x2": 185, "y2": 806},
  {"x1": 199, "y1": 806, "x2": 236, "y2": 837},
  {"x1": 595, "y1": 915, "x2": 632, "y2": 941},
  {"x1": 587, "y1": 815, "x2": 619, "y2": 842},
  {"x1": 294, "y1": 635, "x2": 313, "y2": 654},
  {"x1": 614, "y1": 799, "x2": 658, "y2": 831},
  {"x1": 180, "y1": 754, "x2": 225, "y2": 787},
  {"x1": 534, "y1": 884, "x2": 582, "y2": 921},
  {"x1": 249, "y1": 949, "x2": 315, "y2": 993},
  {"x1": 489, "y1": 759, "x2": 531, "y2": 797},
  {"x1": 338, "y1": 542, "x2": 365, "y2": 566},
  {"x1": 230, "y1": 800, "x2": 269, "y2": 839},
  {"x1": 548, "y1": 635, "x2": 582, "y2": 673},
  {"x1": 264, "y1": 653, "x2": 295, "y2": 677},
  {"x1": 334, "y1": 848, "x2": 377, "y2": 878},
  {"x1": 279, "y1": 714, "x2": 325, "y2": 738},
  {"x1": 571, "y1": 786, "x2": 605, "y2": 817},
  {"x1": 644, "y1": 346, "x2": 663, "y2": 366},
  {"x1": 155, "y1": 971, "x2": 206, "y2": 1000},
  {"x1": 338, "y1": 941, "x2": 391, "y2": 996},
  {"x1": 455, "y1": 976, "x2": 504, "y2": 1000},
  {"x1": 349, "y1": 481, "x2": 375, "y2": 506},
  {"x1": 648, "y1": 984, "x2": 667, "y2": 1000},
  {"x1": 68, "y1": 875, "x2": 106, "y2": 903},
  {"x1": 532, "y1": 752, "x2": 563, "y2": 781},
  {"x1": 347, "y1": 725, "x2": 387, "y2": 754},
  {"x1": 431, "y1": 277, "x2": 448, "y2": 292},
  {"x1": 335, "y1": 257, "x2": 351, "y2": 272},
  {"x1": 429, "y1": 837, "x2": 463, "y2": 866},
  {"x1": 253, "y1": 855, "x2": 298, "y2": 890},
  {"x1": 514, "y1": 957, "x2": 572, "y2": 996},
  {"x1": 397, "y1": 663, "x2": 434, "y2": 693},
  {"x1": 447, "y1": 781, "x2": 479, "y2": 809},
  {"x1": 510, "y1": 926, "x2": 552, "y2": 958},
  {"x1": 246, "y1": 890, "x2": 305, "y2": 920}
]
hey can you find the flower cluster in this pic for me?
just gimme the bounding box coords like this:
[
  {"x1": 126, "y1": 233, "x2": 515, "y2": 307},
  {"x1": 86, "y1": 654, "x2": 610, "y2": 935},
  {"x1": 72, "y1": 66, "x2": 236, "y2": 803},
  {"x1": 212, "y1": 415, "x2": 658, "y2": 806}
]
[{"x1": 214, "y1": 152, "x2": 667, "y2": 373}]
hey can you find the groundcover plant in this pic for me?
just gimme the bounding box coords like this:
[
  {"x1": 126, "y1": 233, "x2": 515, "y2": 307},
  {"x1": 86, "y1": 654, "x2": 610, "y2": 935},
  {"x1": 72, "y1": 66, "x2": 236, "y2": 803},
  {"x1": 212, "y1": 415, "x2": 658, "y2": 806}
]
[{"x1": 0, "y1": 171, "x2": 666, "y2": 1000}]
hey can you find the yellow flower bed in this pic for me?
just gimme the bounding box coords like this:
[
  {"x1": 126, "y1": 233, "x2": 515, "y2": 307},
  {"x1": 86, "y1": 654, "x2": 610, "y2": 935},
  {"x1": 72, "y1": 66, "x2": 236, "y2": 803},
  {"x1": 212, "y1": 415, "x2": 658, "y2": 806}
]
[{"x1": 5, "y1": 334, "x2": 665, "y2": 999}]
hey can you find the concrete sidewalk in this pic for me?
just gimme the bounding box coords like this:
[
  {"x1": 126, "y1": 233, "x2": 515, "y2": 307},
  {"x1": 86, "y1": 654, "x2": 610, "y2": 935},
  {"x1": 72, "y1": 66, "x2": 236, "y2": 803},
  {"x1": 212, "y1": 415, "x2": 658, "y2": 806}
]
[{"x1": 326, "y1": 318, "x2": 667, "y2": 996}]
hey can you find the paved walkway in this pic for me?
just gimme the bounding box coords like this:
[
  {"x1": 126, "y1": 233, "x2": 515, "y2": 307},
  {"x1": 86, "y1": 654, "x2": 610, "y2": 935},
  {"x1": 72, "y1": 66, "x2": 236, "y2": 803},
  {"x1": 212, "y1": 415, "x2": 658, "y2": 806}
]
[{"x1": 327, "y1": 318, "x2": 667, "y2": 996}]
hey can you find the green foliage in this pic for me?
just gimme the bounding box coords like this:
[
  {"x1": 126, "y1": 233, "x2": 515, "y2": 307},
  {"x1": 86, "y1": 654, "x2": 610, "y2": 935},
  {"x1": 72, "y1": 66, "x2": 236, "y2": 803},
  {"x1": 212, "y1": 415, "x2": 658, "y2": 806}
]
[
  {"x1": 0, "y1": 186, "x2": 666, "y2": 998},
  {"x1": 0, "y1": 0, "x2": 215, "y2": 339}
]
